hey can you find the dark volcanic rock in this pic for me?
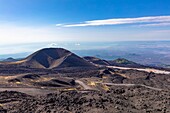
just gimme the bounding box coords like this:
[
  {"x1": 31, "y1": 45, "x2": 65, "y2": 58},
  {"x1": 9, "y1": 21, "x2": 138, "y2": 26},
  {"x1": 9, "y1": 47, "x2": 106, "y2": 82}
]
[
  {"x1": 22, "y1": 74, "x2": 40, "y2": 79},
  {"x1": 23, "y1": 48, "x2": 95, "y2": 69},
  {"x1": 34, "y1": 77, "x2": 76, "y2": 87},
  {"x1": 0, "y1": 106, "x2": 7, "y2": 113},
  {"x1": 8, "y1": 78, "x2": 21, "y2": 83},
  {"x1": 1, "y1": 87, "x2": 169, "y2": 113},
  {"x1": 1, "y1": 48, "x2": 95, "y2": 69},
  {"x1": 84, "y1": 56, "x2": 110, "y2": 66}
]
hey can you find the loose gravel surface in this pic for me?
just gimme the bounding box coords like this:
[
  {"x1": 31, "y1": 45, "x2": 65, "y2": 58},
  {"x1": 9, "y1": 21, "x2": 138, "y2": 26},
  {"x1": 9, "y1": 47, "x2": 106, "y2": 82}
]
[{"x1": 0, "y1": 86, "x2": 169, "y2": 113}]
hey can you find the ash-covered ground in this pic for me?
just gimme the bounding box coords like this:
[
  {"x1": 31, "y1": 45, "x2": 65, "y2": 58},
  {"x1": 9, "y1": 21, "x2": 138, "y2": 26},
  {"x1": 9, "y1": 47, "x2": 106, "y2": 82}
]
[
  {"x1": 0, "y1": 86, "x2": 169, "y2": 113},
  {"x1": 0, "y1": 66, "x2": 170, "y2": 113}
]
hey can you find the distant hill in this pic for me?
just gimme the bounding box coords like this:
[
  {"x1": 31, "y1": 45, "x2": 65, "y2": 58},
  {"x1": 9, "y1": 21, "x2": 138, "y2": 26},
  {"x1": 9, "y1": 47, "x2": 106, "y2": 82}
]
[
  {"x1": 83, "y1": 56, "x2": 110, "y2": 66},
  {"x1": 2, "y1": 57, "x2": 17, "y2": 62},
  {"x1": 0, "y1": 48, "x2": 145, "y2": 69},
  {"x1": 5, "y1": 48, "x2": 95, "y2": 69},
  {"x1": 109, "y1": 58, "x2": 145, "y2": 68},
  {"x1": 83, "y1": 57, "x2": 144, "y2": 68}
]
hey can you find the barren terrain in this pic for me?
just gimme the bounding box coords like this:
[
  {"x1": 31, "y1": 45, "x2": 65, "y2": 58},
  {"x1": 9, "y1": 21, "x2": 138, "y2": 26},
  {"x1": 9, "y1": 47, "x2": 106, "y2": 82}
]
[{"x1": 0, "y1": 48, "x2": 170, "y2": 113}]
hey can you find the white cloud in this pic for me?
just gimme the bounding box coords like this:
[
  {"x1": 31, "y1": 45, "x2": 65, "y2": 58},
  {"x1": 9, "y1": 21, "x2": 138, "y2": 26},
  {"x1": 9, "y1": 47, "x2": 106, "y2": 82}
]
[
  {"x1": 137, "y1": 22, "x2": 170, "y2": 27},
  {"x1": 57, "y1": 16, "x2": 170, "y2": 27},
  {"x1": 47, "y1": 43, "x2": 58, "y2": 47},
  {"x1": 75, "y1": 43, "x2": 80, "y2": 46},
  {"x1": 56, "y1": 24, "x2": 62, "y2": 27}
]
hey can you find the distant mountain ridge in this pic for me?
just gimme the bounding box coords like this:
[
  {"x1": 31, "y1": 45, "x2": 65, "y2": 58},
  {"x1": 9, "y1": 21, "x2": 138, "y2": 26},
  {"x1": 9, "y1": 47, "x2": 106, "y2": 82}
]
[
  {"x1": 2, "y1": 48, "x2": 95, "y2": 69},
  {"x1": 83, "y1": 56, "x2": 110, "y2": 66},
  {"x1": 84, "y1": 56, "x2": 144, "y2": 68},
  {"x1": 0, "y1": 48, "x2": 145, "y2": 69},
  {"x1": 109, "y1": 58, "x2": 145, "y2": 68},
  {"x1": 2, "y1": 57, "x2": 17, "y2": 62}
]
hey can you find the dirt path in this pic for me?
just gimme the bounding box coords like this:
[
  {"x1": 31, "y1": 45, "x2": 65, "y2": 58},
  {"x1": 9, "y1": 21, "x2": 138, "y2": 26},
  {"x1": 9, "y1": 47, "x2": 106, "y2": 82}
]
[
  {"x1": 107, "y1": 66, "x2": 170, "y2": 74},
  {"x1": 75, "y1": 80, "x2": 93, "y2": 90},
  {"x1": 75, "y1": 80, "x2": 163, "y2": 91}
]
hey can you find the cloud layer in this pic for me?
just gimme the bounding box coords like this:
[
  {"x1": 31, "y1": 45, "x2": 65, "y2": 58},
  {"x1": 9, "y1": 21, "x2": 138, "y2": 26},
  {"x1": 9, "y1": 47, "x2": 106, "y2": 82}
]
[{"x1": 57, "y1": 16, "x2": 170, "y2": 27}]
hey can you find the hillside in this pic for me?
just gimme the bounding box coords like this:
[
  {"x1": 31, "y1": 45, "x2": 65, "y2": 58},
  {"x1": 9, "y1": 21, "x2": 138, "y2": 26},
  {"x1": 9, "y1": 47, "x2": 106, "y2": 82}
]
[
  {"x1": 83, "y1": 57, "x2": 144, "y2": 68},
  {"x1": 83, "y1": 56, "x2": 110, "y2": 66},
  {"x1": 109, "y1": 58, "x2": 145, "y2": 68},
  {"x1": 5, "y1": 48, "x2": 95, "y2": 69},
  {"x1": 2, "y1": 57, "x2": 17, "y2": 62}
]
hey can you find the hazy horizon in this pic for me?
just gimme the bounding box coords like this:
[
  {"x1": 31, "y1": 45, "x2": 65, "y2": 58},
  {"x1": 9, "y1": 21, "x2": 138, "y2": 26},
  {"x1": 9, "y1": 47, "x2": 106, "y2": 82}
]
[
  {"x1": 1, "y1": 41, "x2": 170, "y2": 68},
  {"x1": 1, "y1": 40, "x2": 170, "y2": 56}
]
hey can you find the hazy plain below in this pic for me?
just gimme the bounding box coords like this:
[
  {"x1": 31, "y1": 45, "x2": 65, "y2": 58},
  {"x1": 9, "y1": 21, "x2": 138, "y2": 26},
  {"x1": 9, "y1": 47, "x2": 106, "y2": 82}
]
[{"x1": 1, "y1": 41, "x2": 170, "y2": 67}]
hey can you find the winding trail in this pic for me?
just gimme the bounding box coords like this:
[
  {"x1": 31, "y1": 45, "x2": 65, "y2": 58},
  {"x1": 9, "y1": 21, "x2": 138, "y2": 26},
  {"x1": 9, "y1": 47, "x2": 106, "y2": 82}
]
[
  {"x1": 75, "y1": 80, "x2": 93, "y2": 90},
  {"x1": 75, "y1": 80, "x2": 163, "y2": 91},
  {"x1": 107, "y1": 66, "x2": 170, "y2": 74}
]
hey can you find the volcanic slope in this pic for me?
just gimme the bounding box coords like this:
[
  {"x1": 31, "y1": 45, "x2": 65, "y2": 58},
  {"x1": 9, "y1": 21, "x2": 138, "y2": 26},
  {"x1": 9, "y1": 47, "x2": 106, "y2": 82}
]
[
  {"x1": 109, "y1": 58, "x2": 145, "y2": 68},
  {"x1": 8, "y1": 48, "x2": 94, "y2": 69},
  {"x1": 83, "y1": 56, "x2": 110, "y2": 66}
]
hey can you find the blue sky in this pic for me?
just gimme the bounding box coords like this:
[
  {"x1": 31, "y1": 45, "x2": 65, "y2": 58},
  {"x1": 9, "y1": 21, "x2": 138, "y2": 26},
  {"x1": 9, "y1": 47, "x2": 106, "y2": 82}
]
[
  {"x1": 0, "y1": 0, "x2": 170, "y2": 24},
  {"x1": 0, "y1": 0, "x2": 170, "y2": 54}
]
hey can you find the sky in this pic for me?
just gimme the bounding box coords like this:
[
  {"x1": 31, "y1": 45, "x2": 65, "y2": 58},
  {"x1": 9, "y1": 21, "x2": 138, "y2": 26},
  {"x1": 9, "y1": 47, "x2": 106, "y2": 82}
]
[{"x1": 0, "y1": 0, "x2": 170, "y2": 55}]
